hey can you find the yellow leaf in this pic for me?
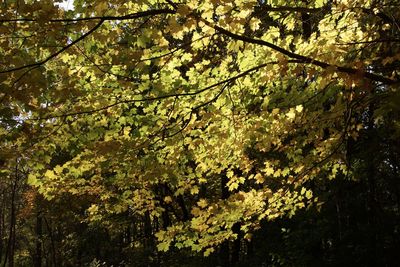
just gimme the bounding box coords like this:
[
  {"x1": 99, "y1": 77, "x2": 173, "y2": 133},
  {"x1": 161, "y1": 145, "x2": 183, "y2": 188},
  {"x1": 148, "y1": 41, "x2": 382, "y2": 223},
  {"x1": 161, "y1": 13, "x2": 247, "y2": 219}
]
[
  {"x1": 315, "y1": 0, "x2": 326, "y2": 8},
  {"x1": 164, "y1": 196, "x2": 173, "y2": 203},
  {"x1": 190, "y1": 186, "x2": 199, "y2": 195},
  {"x1": 295, "y1": 105, "x2": 303, "y2": 113},
  {"x1": 249, "y1": 17, "x2": 260, "y2": 31},
  {"x1": 88, "y1": 204, "x2": 99, "y2": 214},
  {"x1": 286, "y1": 108, "x2": 296, "y2": 119},
  {"x1": 28, "y1": 174, "x2": 39, "y2": 186},
  {"x1": 54, "y1": 165, "x2": 63, "y2": 175},
  {"x1": 60, "y1": 53, "x2": 73, "y2": 63},
  {"x1": 191, "y1": 207, "x2": 201, "y2": 216},
  {"x1": 198, "y1": 199, "x2": 208, "y2": 208},
  {"x1": 204, "y1": 247, "x2": 215, "y2": 256},
  {"x1": 157, "y1": 242, "x2": 170, "y2": 252},
  {"x1": 228, "y1": 182, "x2": 239, "y2": 191},
  {"x1": 265, "y1": 166, "x2": 274, "y2": 176},
  {"x1": 272, "y1": 108, "x2": 280, "y2": 115},
  {"x1": 45, "y1": 170, "x2": 56, "y2": 180},
  {"x1": 254, "y1": 173, "x2": 264, "y2": 183},
  {"x1": 294, "y1": 165, "x2": 304, "y2": 174},
  {"x1": 300, "y1": 187, "x2": 306, "y2": 195},
  {"x1": 226, "y1": 170, "x2": 234, "y2": 178},
  {"x1": 273, "y1": 169, "x2": 281, "y2": 178}
]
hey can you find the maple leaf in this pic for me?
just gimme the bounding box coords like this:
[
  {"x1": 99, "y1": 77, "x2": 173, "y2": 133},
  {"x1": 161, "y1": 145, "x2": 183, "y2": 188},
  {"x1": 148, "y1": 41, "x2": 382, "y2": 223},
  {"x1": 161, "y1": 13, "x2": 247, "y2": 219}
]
[
  {"x1": 2, "y1": 0, "x2": 398, "y2": 257},
  {"x1": 286, "y1": 108, "x2": 296, "y2": 119}
]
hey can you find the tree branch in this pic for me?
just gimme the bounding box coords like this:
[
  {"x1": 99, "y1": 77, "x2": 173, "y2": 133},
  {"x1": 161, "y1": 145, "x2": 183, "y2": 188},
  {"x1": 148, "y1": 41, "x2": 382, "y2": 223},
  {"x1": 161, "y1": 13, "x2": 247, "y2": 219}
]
[
  {"x1": 0, "y1": 9, "x2": 175, "y2": 23},
  {"x1": 203, "y1": 20, "x2": 398, "y2": 85},
  {"x1": 256, "y1": 5, "x2": 324, "y2": 14},
  {"x1": 1, "y1": 20, "x2": 104, "y2": 74},
  {"x1": 27, "y1": 61, "x2": 284, "y2": 120},
  {"x1": 0, "y1": 9, "x2": 175, "y2": 74}
]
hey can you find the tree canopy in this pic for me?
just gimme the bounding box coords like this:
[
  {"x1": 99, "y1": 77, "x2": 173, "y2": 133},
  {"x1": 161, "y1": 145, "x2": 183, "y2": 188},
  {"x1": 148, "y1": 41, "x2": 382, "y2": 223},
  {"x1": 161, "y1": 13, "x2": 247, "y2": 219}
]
[{"x1": 1, "y1": 0, "x2": 399, "y2": 266}]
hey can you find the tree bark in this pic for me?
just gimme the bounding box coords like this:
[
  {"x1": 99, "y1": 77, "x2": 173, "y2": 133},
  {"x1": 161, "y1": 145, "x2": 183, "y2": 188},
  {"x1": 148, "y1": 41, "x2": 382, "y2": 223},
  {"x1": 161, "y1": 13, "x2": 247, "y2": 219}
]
[
  {"x1": 33, "y1": 211, "x2": 42, "y2": 267},
  {"x1": 3, "y1": 179, "x2": 16, "y2": 267},
  {"x1": 44, "y1": 217, "x2": 57, "y2": 267},
  {"x1": 0, "y1": 190, "x2": 4, "y2": 264},
  {"x1": 231, "y1": 222, "x2": 241, "y2": 266},
  {"x1": 365, "y1": 104, "x2": 378, "y2": 267},
  {"x1": 219, "y1": 174, "x2": 233, "y2": 267}
]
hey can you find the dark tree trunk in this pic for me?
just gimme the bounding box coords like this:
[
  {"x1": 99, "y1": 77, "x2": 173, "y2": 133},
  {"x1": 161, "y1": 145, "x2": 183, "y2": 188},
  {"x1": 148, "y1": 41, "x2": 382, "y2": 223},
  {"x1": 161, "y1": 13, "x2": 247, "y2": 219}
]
[
  {"x1": 0, "y1": 191, "x2": 4, "y2": 264},
  {"x1": 33, "y1": 211, "x2": 42, "y2": 267},
  {"x1": 3, "y1": 169, "x2": 18, "y2": 267},
  {"x1": 301, "y1": 0, "x2": 312, "y2": 39},
  {"x1": 44, "y1": 217, "x2": 57, "y2": 267},
  {"x1": 246, "y1": 239, "x2": 253, "y2": 259},
  {"x1": 219, "y1": 242, "x2": 230, "y2": 267},
  {"x1": 219, "y1": 174, "x2": 232, "y2": 267},
  {"x1": 231, "y1": 222, "x2": 241, "y2": 266},
  {"x1": 177, "y1": 195, "x2": 189, "y2": 221},
  {"x1": 365, "y1": 103, "x2": 378, "y2": 267},
  {"x1": 144, "y1": 211, "x2": 154, "y2": 250}
]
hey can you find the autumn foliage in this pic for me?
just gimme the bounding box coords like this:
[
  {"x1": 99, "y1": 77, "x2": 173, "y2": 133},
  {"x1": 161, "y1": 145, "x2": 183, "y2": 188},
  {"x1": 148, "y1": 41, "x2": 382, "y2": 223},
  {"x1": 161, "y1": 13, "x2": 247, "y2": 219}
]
[{"x1": 1, "y1": 0, "x2": 399, "y2": 266}]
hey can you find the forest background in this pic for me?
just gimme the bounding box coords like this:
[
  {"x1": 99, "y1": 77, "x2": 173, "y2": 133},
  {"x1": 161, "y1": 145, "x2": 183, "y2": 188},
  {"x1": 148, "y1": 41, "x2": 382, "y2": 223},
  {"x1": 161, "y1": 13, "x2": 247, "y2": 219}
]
[{"x1": 1, "y1": 0, "x2": 399, "y2": 266}]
